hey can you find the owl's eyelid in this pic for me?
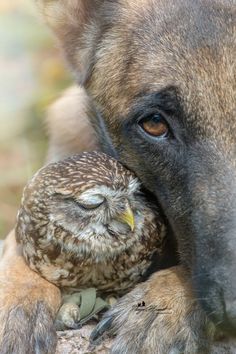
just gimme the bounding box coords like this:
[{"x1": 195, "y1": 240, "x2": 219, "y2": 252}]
[
  {"x1": 73, "y1": 196, "x2": 106, "y2": 210},
  {"x1": 75, "y1": 200, "x2": 105, "y2": 210}
]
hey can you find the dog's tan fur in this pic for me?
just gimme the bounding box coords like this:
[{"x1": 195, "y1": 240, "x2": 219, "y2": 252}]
[
  {"x1": 46, "y1": 86, "x2": 99, "y2": 163},
  {"x1": 0, "y1": 0, "x2": 235, "y2": 353}
]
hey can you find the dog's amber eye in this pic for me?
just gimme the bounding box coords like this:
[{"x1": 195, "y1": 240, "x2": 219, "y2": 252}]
[{"x1": 139, "y1": 114, "x2": 169, "y2": 138}]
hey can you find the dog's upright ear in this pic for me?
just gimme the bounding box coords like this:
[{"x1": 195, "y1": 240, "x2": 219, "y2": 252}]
[{"x1": 37, "y1": 0, "x2": 105, "y2": 83}]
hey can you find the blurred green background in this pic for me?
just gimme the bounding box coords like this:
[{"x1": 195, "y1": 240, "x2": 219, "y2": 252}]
[{"x1": 0, "y1": 1, "x2": 71, "y2": 237}]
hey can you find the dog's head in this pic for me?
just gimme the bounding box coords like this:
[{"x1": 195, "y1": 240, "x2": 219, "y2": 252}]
[{"x1": 39, "y1": 0, "x2": 236, "y2": 334}]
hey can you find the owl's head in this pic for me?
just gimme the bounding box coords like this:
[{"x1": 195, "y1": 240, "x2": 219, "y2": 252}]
[{"x1": 19, "y1": 152, "x2": 154, "y2": 261}]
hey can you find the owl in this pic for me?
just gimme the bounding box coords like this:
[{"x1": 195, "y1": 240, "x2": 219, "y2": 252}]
[{"x1": 16, "y1": 151, "x2": 166, "y2": 329}]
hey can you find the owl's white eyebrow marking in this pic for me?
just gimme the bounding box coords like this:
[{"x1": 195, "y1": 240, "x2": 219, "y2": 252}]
[{"x1": 78, "y1": 180, "x2": 140, "y2": 201}]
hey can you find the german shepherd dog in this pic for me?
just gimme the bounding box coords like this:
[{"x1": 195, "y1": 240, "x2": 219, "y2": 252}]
[{"x1": 0, "y1": 1, "x2": 235, "y2": 353}]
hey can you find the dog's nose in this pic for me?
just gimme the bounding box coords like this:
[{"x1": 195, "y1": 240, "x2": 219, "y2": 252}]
[
  {"x1": 224, "y1": 299, "x2": 236, "y2": 333},
  {"x1": 213, "y1": 296, "x2": 236, "y2": 335},
  {"x1": 194, "y1": 276, "x2": 236, "y2": 336},
  {"x1": 208, "y1": 298, "x2": 236, "y2": 336}
]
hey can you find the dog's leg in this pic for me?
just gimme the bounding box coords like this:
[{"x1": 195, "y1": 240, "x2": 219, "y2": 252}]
[
  {"x1": 92, "y1": 266, "x2": 214, "y2": 354},
  {"x1": 0, "y1": 85, "x2": 99, "y2": 352},
  {"x1": 0, "y1": 87, "x2": 99, "y2": 352},
  {"x1": 0, "y1": 230, "x2": 61, "y2": 354}
]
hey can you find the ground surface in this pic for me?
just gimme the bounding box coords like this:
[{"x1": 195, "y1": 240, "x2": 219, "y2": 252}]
[
  {"x1": 56, "y1": 324, "x2": 236, "y2": 354},
  {"x1": 57, "y1": 324, "x2": 112, "y2": 354}
]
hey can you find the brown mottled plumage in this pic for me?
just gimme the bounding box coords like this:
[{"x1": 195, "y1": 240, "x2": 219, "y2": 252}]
[{"x1": 16, "y1": 152, "x2": 165, "y2": 302}]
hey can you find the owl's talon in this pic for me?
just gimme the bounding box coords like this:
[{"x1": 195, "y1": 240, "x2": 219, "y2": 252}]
[{"x1": 55, "y1": 303, "x2": 80, "y2": 331}]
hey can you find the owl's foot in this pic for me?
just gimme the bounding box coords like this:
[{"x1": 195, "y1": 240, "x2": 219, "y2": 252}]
[
  {"x1": 91, "y1": 266, "x2": 214, "y2": 354},
  {"x1": 55, "y1": 294, "x2": 81, "y2": 330},
  {"x1": 56, "y1": 289, "x2": 110, "y2": 330}
]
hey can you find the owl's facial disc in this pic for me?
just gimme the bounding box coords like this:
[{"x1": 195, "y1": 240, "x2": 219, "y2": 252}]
[
  {"x1": 50, "y1": 182, "x2": 143, "y2": 259},
  {"x1": 77, "y1": 185, "x2": 136, "y2": 230}
]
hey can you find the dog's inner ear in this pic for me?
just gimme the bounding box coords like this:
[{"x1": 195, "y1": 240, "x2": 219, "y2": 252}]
[
  {"x1": 39, "y1": 0, "x2": 102, "y2": 31},
  {"x1": 37, "y1": 0, "x2": 107, "y2": 82}
]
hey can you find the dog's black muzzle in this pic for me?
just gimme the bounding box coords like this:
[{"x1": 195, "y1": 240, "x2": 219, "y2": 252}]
[
  {"x1": 184, "y1": 154, "x2": 236, "y2": 335},
  {"x1": 152, "y1": 144, "x2": 236, "y2": 336},
  {"x1": 192, "y1": 221, "x2": 236, "y2": 335}
]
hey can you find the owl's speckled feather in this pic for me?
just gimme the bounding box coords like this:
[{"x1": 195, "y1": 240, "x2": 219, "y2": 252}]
[{"x1": 16, "y1": 152, "x2": 165, "y2": 295}]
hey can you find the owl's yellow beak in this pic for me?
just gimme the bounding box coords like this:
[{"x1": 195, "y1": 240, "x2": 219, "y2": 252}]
[{"x1": 117, "y1": 205, "x2": 135, "y2": 231}]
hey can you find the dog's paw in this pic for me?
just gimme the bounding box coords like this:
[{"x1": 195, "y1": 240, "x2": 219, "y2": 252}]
[
  {"x1": 91, "y1": 266, "x2": 213, "y2": 354},
  {"x1": 0, "y1": 301, "x2": 57, "y2": 354}
]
